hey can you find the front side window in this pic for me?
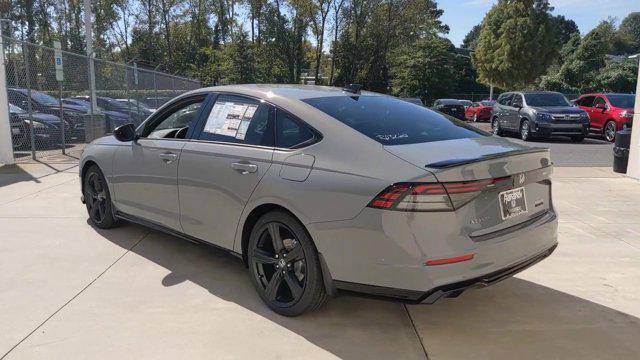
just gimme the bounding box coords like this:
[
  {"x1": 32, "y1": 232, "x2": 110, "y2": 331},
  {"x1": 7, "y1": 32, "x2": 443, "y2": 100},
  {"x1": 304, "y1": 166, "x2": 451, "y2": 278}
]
[
  {"x1": 577, "y1": 96, "x2": 595, "y2": 107},
  {"x1": 498, "y1": 94, "x2": 512, "y2": 106},
  {"x1": 302, "y1": 95, "x2": 485, "y2": 146},
  {"x1": 199, "y1": 95, "x2": 274, "y2": 147},
  {"x1": 524, "y1": 93, "x2": 571, "y2": 107},
  {"x1": 593, "y1": 97, "x2": 607, "y2": 107},
  {"x1": 143, "y1": 98, "x2": 205, "y2": 139},
  {"x1": 512, "y1": 94, "x2": 524, "y2": 107}
]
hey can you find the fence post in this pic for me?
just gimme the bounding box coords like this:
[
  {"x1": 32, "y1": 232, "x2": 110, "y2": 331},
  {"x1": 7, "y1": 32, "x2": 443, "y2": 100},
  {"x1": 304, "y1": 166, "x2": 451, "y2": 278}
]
[
  {"x1": 153, "y1": 72, "x2": 158, "y2": 109},
  {"x1": 23, "y1": 43, "x2": 36, "y2": 160},
  {"x1": 0, "y1": 27, "x2": 15, "y2": 165},
  {"x1": 58, "y1": 82, "x2": 65, "y2": 154}
]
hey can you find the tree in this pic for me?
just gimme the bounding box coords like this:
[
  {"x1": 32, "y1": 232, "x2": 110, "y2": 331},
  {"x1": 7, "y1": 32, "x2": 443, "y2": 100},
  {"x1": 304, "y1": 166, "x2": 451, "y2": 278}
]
[
  {"x1": 462, "y1": 24, "x2": 481, "y2": 50},
  {"x1": 473, "y1": 0, "x2": 557, "y2": 89},
  {"x1": 309, "y1": 0, "x2": 333, "y2": 83},
  {"x1": 550, "y1": 15, "x2": 578, "y2": 46},
  {"x1": 221, "y1": 30, "x2": 255, "y2": 84},
  {"x1": 618, "y1": 12, "x2": 640, "y2": 53}
]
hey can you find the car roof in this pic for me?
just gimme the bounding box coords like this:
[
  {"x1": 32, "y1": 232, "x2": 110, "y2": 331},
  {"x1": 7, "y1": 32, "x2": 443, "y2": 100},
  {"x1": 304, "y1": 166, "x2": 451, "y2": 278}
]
[{"x1": 188, "y1": 84, "x2": 381, "y2": 101}]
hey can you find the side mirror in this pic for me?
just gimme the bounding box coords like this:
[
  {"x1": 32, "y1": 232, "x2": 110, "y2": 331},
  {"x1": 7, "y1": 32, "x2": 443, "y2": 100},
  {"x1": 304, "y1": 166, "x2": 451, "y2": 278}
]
[
  {"x1": 513, "y1": 102, "x2": 522, "y2": 109},
  {"x1": 113, "y1": 123, "x2": 137, "y2": 142}
]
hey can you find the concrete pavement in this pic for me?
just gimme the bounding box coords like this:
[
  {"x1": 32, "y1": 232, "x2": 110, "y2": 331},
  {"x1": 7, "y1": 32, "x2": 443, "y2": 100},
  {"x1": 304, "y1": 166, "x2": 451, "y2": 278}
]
[{"x1": 1, "y1": 162, "x2": 639, "y2": 359}]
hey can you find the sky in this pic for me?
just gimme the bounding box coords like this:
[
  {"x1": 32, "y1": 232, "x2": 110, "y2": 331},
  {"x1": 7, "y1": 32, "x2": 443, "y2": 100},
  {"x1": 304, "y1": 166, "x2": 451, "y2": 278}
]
[{"x1": 441, "y1": 0, "x2": 640, "y2": 47}]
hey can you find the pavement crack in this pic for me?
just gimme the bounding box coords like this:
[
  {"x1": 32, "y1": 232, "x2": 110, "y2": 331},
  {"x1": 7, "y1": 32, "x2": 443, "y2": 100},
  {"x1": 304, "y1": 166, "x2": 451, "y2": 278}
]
[
  {"x1": 403, "y1": 304, "x2": 429, "y2": 360},
  {"x1": 0, "y1": 231, "x2": 150, "y2": 359}
]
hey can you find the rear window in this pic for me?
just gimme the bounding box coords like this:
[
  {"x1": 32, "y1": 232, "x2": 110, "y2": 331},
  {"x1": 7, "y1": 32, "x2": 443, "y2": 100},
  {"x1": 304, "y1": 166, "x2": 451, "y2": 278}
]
[
  {"x1": 607, "y1": 94, "x2": 635, "y2": 108},
  {"x1": 302, "y1": 96, "x2": 486, "y2": 145}
]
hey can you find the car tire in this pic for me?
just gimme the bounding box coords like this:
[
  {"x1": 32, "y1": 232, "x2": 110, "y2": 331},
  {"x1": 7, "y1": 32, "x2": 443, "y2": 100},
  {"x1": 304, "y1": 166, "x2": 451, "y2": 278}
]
[
  {"x1": 492, "y1": 117, "x2": 503, "y2": 136},
  {"x1": 83, "y1": 165, "x2": 119, "y2": 229},
  {"x1": 248, "y1": 210, "x2": 327, "y2": 316},
  {"x1": 604, "y1": 121, "x2": 616, "y2": 142},
  {"x1": 520, "y1": 119, "x2": 531, "y2": 141},
  {"x1": 571, "y1": 136, "x2": 584, "y2": 142}
]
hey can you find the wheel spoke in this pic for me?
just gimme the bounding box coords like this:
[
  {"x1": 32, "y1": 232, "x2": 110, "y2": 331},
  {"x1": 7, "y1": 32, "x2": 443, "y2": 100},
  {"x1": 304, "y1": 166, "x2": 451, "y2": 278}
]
[
  {"x1": 286, "y1": 244, "x2": 304, "y2": 261},
  {"x1": 253, "y1": 248, "x2": 278, "y2": 264},
  {"x1": 283, "y1": 272, "x2": 303, "y2": 300},
  {"x1": 97, "y1": 202, "x2": 106, "y2": 220},
  {"x1": 92, "y1": 176, "x2": 102, "y2": 192},
  {"x1": 268, "y1": 223, "x2": 284, "y2": 253},
  {"x1": 89, "y1": 203, "x2": 100, "y2": 220},
  {"x1": 265, "y1": 271, "x2": 283, "y2": 301}
]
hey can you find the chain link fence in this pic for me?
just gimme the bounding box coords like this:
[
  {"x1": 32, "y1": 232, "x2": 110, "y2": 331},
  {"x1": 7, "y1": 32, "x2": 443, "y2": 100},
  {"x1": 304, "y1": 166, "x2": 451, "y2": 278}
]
[{"x1": 2, "y1": 35, "x2": 201, "y2": 162}]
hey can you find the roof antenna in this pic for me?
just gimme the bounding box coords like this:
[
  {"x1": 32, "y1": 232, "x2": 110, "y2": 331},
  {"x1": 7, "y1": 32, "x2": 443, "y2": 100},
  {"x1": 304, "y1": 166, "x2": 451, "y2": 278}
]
[{"x1": 342, "y1": 83, "x2": 362, "y2": 94}]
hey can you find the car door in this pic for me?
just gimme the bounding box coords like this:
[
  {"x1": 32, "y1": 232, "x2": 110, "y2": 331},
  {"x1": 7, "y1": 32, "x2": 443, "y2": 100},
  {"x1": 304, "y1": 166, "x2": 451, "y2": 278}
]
[
  {"x1": 111, "y1": 94, "x2": 208, "y2": 231},
  {"x1": 496, "y1": 93, "x2": 513, "y2": 129},
  {"x1": 509, "y1": 93, "x2": 524, "y2": 129},
  {"x1": 576, "y1": 96, "x2": 595, "y2": 127},
  {"x1": 178, "y1": 94, "x2": 275, "y2": 249},
  {"x1": 591, "y1": 96, "x2": 608, "y2": 129},
  {"x1": 465, "y1": 103, "x2": 477, "y2": 120}
]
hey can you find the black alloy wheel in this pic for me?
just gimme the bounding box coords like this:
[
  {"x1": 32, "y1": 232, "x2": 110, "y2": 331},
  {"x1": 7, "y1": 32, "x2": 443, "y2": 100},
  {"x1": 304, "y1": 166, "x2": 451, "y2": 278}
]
[
  {"x1": 83, "y1": 165, "x2": 118, "y2": 228},
  {"x1": 248, "y1": 211, "x2": 326, "y2": 316}
]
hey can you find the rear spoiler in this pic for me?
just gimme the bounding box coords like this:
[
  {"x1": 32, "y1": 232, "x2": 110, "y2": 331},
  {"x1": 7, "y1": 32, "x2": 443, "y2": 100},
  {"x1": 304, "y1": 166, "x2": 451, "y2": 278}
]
[{"x1": 426, "y1": 148, "x2": 550, "y2": 169}]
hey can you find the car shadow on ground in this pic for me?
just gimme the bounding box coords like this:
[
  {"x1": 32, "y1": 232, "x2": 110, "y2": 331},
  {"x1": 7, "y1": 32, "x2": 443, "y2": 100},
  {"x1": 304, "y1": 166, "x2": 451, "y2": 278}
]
[{"x1": 98, "y1": 223, "x2": 640, "y2": 359}]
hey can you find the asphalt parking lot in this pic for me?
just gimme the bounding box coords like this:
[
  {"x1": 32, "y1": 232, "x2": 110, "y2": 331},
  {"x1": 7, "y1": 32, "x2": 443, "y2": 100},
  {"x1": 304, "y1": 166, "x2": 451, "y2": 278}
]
[
  {"x1": 471, "y1": 122, "x2": 614, "y2": 167},
  {"x1": 1, "y1": 160, "x2": 639, "y2": 359}
]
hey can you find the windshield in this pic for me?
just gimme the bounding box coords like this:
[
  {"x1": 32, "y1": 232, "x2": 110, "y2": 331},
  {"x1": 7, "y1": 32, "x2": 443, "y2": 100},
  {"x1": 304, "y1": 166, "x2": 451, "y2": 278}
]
[
  {"x1": 524, "y1": 93, "x2": 571, "y2": 107},
  {"x1": 31, "y1": 91, "x2": 60, "y2": 106},
  {"x1": 9, "y1": 104, "x2": 26, "y2": 114},
  {"x1": 607, "y1": 95, "x2": 635, "y2": 109},
  {"x1": 303, "y1": 96, "x2": 486, "y2": 146}
]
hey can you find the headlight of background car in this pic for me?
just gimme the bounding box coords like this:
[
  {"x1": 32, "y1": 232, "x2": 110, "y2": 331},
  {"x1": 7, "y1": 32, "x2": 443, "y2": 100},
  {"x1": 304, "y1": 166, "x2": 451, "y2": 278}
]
[
  {"x1": 536, "y1": 113, "x2": 553, "y2": 122},
  {"x1": 620, "y1": 111, "x2": 634, "y2": 119},
  {"x1": 24, "y1": 119, "x2": 46, "y2": 129}
]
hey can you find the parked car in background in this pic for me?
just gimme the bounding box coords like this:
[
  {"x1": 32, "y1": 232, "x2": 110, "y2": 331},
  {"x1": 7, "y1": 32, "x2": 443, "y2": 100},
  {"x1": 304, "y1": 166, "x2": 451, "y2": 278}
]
[
  {"x1": 72, "y1": 96, "x2": 152, "y2": 125},
  {"x1": 459, "y1": 100, "x2": 473, "y2": 109},
  {"x1": 432, "y1": 99, "x2": 466, "y2": 120},
  {"x1": 9, "y1": 103, "x2": 68, "y2": 148},
  {"x1": 63, "y1": 98, "x2": 134, "y2": 132},
  {"x1": 574, "y1": 93, "x2": 635, "y2": 142},
  {"x1": 8, "y1": 88, "x2": 86, "y2": 138},
  {"x1": 492, "y1": 91, "x2": 589, "y2": 142},
  {"x1": 116, "y1": 98, "x2": 157, "y2": 112},
  {"x1": 8, "y1": 105, "x2": 27, "y2": 149},
  {"x1": 465, "y1": 100, "x2": 495, "y2": 122},
  {"x1": 80, "y1": 84, "x2": 557, "y2": 316}
]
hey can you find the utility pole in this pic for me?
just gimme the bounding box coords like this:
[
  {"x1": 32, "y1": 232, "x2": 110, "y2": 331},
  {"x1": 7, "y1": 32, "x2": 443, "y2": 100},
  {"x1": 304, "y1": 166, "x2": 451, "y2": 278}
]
[
  {"x1": 0, "y1": 19, "x2": 15, "y2": 165},
  {"x1": 83, "y1": 0, "x2": 98, "y2": 113},
  {"x1": 625, "y1": 54, "x2": 640, "y2": 180}
]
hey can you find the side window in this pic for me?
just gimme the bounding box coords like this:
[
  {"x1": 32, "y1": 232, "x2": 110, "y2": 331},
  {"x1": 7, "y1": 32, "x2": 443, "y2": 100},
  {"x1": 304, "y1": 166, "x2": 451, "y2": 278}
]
[
  {"x1": 199, "y1": 95, "x2": 274, "y2": 147},
  {"x1": 275, "y1": 110, "x2": 315, "y2": 149},
  {"x1": 143, "y1": 98, "x2": 205, "y2": 139},
  {"x1": 593, "y1": 97, "x2": 606, "y2": 107},
  {"x1": 579, "y1": 96, "x2": 595, "y2": 107},
  {"x1": 512, "y1": 94, "x2": 523, "y2": 107},
  {"x1": 498, "y1": 94, "x2": 512, "y2": 106}
]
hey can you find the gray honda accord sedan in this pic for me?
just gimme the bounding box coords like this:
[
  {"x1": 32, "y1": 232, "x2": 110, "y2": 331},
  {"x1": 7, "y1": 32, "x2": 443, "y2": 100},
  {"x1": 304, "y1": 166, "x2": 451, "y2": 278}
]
[{"x1": 80, "y1": 84, "x2": 558, "y2": 316}]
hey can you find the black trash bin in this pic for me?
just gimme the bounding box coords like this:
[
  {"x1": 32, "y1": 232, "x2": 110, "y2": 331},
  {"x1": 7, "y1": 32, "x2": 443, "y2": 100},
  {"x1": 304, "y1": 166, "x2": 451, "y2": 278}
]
[{"x1": 613, "y1": 127, "x2": 632, "y2": 173}]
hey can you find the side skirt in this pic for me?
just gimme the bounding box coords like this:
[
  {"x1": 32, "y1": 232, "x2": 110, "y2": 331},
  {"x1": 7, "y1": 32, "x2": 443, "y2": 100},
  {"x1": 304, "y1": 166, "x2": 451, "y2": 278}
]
[{"x1": 115, "y1": 211, "x2": 243, "y2": 261}]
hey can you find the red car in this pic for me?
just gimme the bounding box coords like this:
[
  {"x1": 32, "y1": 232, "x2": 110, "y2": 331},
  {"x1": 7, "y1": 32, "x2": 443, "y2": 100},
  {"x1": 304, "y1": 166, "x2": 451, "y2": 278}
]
[
  {"x1": 574, "y1": 93, "x2": 635, "y2": 142},
  {"x1": 465, "y1": 100, "x2": 495, "y2": 122}
]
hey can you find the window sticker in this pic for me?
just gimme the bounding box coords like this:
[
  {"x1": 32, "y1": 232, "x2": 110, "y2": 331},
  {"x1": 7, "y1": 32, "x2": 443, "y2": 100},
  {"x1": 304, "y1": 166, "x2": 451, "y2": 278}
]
[{"x1": 203, "y1": 102, "x2": 259, "y2": 138}]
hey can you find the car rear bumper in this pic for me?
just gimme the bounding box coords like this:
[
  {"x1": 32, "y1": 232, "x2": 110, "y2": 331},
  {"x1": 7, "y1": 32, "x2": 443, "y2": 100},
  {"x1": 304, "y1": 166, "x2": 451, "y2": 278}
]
[
  {"x1": 334, "y1": 242, "x2": 557, "y2": 303},
  {"x1": 309, "y1": 202, "x2": 559, "y2": 299}
]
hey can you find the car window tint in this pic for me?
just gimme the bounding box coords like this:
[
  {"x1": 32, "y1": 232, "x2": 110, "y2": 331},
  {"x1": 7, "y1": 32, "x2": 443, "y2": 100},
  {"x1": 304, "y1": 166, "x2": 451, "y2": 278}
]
[
  {"x1": 144, "y1": 99, "x2": 204, "y2": 138},
  {"x1": 498, "y1": 94, "x2": 512, "y2": 106},
  {"x1": 607, "y1": 94, "x2": 635, "y2": 108},
  {"x1": 512, "y1": 94, "x2": 523, "y2": 107},
  {"x1": 275, "y1": 110, "x2": 315, "y2": 148},
  {"x1": 199, "y1": 95, "x2": 274, "y2": 147},
  {"x1": 593, "y1": 97, "x2": 606, "y2": 106},
  {"x1": 302, "y1": 96, "x2": 486, "y2": 146}
]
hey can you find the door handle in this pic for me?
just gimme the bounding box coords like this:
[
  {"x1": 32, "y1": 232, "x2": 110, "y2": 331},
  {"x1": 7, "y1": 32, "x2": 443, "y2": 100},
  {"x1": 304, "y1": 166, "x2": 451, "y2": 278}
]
[
  {"x1": 159, "y1": 152, "x2": 179, "y2": 163},
  {"x1": 231, "y1": 162, "x2": 258, "y2": 174}
]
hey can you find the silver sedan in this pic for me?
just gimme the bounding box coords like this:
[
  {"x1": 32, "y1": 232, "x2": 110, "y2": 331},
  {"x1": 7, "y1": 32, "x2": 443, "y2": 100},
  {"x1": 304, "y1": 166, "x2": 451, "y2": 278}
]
[{"x1": 80, "y1": 84, "x2": 558, "y2": 316}]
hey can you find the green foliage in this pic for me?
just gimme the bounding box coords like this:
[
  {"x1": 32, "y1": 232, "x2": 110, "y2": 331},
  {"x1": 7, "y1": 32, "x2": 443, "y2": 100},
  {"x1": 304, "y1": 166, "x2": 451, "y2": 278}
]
[
  {"x1": 221, "y1": 30, "x2": 256, "y2": 84},
  {"x1": 462, "y1": 24, "x2": 482, "y2": 50},
  {"x1": 618, "y1": 12, "x2": 640, "y2": 53},
  {"x1": 473, "y1": 0, "x2": 557, "y2": 89},
  {"x1": 390, "y1": 36, "x2": 456, "y2": 101}
]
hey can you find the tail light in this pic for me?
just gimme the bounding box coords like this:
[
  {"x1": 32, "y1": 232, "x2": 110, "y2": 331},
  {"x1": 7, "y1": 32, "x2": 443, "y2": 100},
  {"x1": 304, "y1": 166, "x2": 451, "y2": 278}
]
[{"x1": 368, "y1": 177, "x2": 511, "y2": 212}]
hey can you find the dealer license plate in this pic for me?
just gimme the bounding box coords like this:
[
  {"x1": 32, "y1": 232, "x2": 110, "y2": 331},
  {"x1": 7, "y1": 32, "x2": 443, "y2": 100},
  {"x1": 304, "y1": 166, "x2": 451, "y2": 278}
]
[{"x1": 498, "y1": 187, "x2": 528, "y2": 220}]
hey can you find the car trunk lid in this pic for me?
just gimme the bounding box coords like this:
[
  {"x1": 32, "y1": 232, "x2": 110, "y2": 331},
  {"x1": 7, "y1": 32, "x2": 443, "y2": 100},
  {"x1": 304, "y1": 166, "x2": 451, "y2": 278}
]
[{"x1": 384, "y1": 137, "x2": 553, "y2": 236}]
